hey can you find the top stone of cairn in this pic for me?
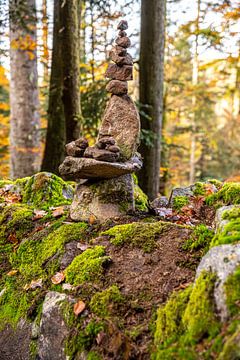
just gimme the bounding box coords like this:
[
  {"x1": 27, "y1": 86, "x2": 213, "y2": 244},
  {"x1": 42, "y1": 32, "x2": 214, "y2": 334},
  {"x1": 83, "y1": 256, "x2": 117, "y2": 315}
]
[{"x1": 117, "y1": 20, "x2": 128, "y2": 30}]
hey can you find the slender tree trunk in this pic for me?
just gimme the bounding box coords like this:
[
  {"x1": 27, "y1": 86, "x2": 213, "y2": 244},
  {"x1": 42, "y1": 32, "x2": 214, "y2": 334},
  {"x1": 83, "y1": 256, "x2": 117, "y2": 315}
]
[
  {"x1": 60, "y1": 0, "x2": 81, "y2": 142},
  {"x1": 41, "y1": 0, "x2": 49, "y2": 83},
  {"x1": 41, "y1": 0, "x2": 65, "y2": 174},
  {"x1": 9, "y1": 0, "x2": 40, "y2": 179},
  {"x1": 138, "y1": 0, "x2": 166, "y2": 200},
  {"x1": 189, "y1": 0, "x2": 200, "y2": 184}
]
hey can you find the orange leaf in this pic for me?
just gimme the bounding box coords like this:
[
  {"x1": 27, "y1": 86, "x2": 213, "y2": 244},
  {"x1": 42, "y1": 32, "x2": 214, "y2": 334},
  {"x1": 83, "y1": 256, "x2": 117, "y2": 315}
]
[
  {"x1": 52, "y1": 206, "x2": 65, "y2": 218},
  {"x1": 73, "y1": 300, "x2": 86, "y2": 316},
  {"x1": 51, "y1": 271, "x2": 65, "y2": 285},
  {"x1": 7, "y1": 269, "x2": 18, "y2": 276},
  {"x1": 89, "y1": 215, "x2": 96, "y2": 225}
]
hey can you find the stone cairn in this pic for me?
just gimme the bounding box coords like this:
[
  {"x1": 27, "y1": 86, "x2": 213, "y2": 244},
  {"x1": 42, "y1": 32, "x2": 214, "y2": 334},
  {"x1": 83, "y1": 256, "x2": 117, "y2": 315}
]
[{"x1": 59, "y1": 20, "x2": 142, "y2": 222}]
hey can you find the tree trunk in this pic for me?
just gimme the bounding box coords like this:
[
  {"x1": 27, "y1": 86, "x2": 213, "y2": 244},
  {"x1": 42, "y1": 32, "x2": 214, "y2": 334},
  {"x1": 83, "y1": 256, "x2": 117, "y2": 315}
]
[
  {"x1": 41, "y1": 0, "x2": 66, "y2": 174},
  {"x1": 138, "y1": 0, "x2": 166, "y2": 200},
  {"x1": 9, "y1": 0, "x2": 40, "y2": 179},
  {"x1": 60, "y1": 0, "x2": 81, "y2": 142},
  {"x1": 189, "y1": 0, "x2": 200, "y2": 184}
]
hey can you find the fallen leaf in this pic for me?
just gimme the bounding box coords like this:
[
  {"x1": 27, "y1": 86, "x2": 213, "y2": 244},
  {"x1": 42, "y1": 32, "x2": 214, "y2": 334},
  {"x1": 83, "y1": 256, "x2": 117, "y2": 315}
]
[
  {"x1": 32, "y1": 209, "x2": 47, "y2": 220},
  {"x1": 52, "y1": 206, "x2": 65, "y2": 217},
  {"x1": 51, "y1": 271, "x2": 65, "y2": 284},
  {"x1": 8, "y1": 233, "x2": 18, "y2": 244},
  {"x1": 89, "y1": 215, "x2": 96, "y2": 224},
  {"x1": 24, "y1": 278, "x2": 43, "y2": 290},
  {"x1": 7, "y1": 269, "x2": 18, "y2": 276},
  {"x1": 77, "y1": 243, "x2": 90, "y2": 251},
  {"x1": 74, "y1": 300, "x2": 86, "y2": 316}
]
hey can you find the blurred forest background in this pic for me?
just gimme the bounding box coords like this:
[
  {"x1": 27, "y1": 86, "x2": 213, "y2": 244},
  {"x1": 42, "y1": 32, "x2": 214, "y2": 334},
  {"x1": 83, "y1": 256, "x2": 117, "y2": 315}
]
[{"x1": 0, "y1": 0, "x2": 239, "y2": 198}]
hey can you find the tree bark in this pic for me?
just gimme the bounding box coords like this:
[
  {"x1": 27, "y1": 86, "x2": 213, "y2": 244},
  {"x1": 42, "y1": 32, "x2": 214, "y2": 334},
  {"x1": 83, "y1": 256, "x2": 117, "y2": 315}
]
[
  {"x1": 138, "y1": 0, "x2": 166, "y2": 200},
  {"x1": 60, "y1": 0, "x2": 81, "y2": 142},
  {"x1": 9, "y1": 0, "x2": 40, "y2": 179},
  {"x1": 41, "y1": 0, "x2": 66, "y2": 174}
]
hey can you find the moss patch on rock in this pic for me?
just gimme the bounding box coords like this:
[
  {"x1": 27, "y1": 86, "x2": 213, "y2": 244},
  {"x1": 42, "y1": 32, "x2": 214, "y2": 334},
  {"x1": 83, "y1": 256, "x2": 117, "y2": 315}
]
[
  {"x1": 102, "y1": 221, "x2": 177, "y2": 253},
  {"x1": 132, "y1": 174, "x2": 149, "y2": 212},
  {"x1": 65, "y1": 246, "x2": 110, "y2": 286},
  {"x1": 224, "y1": 266, "x2": 240, "y2": 317},
  {"x1": 0, "y1": 221, "x2": 88, "y2": 330},
  {"x1": 22, "y1": 172, "x2": 74, "y2": 209},
  {"x1": 172, "y1": 196, "x2": 189, "y2": 211},
  {"x1": 90, "y1": 285, "x2": 123, "y2": 318},
  {"x1": 206, "y1": 182, "x2": 240, "y2": 207},
  {"x1": 153, "y1": 271, "x2": 220, "y2": 359},
  {"x1": 210, "y1": 218, "x2": 240, "y2": 248}
]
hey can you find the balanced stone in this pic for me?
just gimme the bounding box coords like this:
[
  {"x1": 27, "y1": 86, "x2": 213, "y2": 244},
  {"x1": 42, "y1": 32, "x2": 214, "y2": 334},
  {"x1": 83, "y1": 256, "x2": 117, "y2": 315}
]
[
  {"x1": 70, "y1": 174, "x2": 134, "y2": 222},
  {"x1": 98, "y1": 95, "x2": 140, "y2": 160},
  {"x1": 109, "y1": 51, "x2": 133, "y2": 66},
  {"x1": 115, "y1": 36, "x2": 131, "y2": 48},
  {"x1": 84, "y1": 146, "x2": 119, "y2": 162},
  {"x1": 65, "y1": 142, "x2": 84, "y2": 157},
  {"x1": 105, "y1": 64, "x2": 133, "y2": 81},
  {"x1": 106, "y1": 80, "x2": 128, "y2": 95},
  {"x1": 118, "y1": 30, "x2": 127, "y2": 37},
  {"x1": 59, "y1": 155, "x2": 142, "y2": 180},
  {"x1": 114, "y1": 45, "x2": 127, "y2": 56},
  {"x1": 117, "y1": 20, "x2": 128, "y2": 30},
  {"x1": 95, "y1": 137, "x2": 115, "y2": 149},
  {"x1": 74, "y1": 137, "x2": 88, "y2": 149},
  {"x1": 106, "y1": 145, "x2": 120, "y2": 153}
]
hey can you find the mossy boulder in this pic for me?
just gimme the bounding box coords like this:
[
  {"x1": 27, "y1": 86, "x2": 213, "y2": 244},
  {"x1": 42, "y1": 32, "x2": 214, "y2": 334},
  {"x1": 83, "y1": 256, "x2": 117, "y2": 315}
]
[
  {"x1": 132, "y1": 174, "x2": 149, "y2": 212},
  {"x1": 22, "y1": 172, "x2": 74, "y2": 209},
  {"x1": 206, "y1": 182, "x2": 240, "y2": 207}
]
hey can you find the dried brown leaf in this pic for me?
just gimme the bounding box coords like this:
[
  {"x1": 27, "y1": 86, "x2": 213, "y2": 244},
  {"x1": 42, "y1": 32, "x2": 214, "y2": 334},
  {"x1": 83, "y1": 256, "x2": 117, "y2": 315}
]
[
  {"x1": 51, "y1": 271, "x2": 65, "y2": 284},
  {"x1": 73, "y1": 300, "x2": 86, "y2": 316}
]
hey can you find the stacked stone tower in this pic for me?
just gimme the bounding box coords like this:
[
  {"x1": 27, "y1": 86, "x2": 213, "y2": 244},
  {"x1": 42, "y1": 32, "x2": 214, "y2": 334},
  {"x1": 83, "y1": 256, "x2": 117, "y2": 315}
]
[{"x1": 59, "y1": 20, "x2": 142, "y2": 222}]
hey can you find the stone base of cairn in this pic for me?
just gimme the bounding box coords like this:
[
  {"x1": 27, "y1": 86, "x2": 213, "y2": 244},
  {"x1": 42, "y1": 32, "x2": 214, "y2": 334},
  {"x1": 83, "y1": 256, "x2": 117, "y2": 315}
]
[{"x1": 59, "y1": 20, "x2": 142, "y2": 223}]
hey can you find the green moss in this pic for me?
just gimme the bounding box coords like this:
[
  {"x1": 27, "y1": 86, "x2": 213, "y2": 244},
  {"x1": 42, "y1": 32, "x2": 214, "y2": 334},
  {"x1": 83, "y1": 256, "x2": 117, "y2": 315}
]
[
  {"x1": 102, "y1": 221, "x2": 174, "y2": 253},
  {"x1": 225, "y1": 266, "x2": 240, "y2": 317},
  {"x1": 153, "y1": 271, "x2": 220, "y2": 359},
  {"x1": 193, "y1": 182, "x2": 206, "y2": 196},
  {"x1": 65, "y1": 246, "x2": 110, "y2": 286},
  {"x1": 0, "y1": 221, "x2": 88, "y2": 330},
  {"x1": 222, "y1": 206, "x2": 240, "y2": 220},
  {"x1": 182, "y1": 224, "x2": 214, "y2": 252},
  {"x1": 90, "y1": 285, "x2": 123, "y2": 318},
  {"x1": 206, "y1": 182, "x2": 240, "y2": 207},
  {"x1": 13, "y1": 222, "x2": 88, "y2": 280},
  {"x1": 173, "y1": 196, "x2": 189, "y2": 211},
  {"x1": 182, "y1": 271, "x2": 219, "y2": 343},
  {"x1": 0, "y1": 204, "x2": 34, "y2": 243},
  {"x1": 218, "y1": 327, "x2": 240, "y2": 360},
  {"x1": 207, "y1": 179, "x2": 223, "y2": 189},
  {"x1": 210, "y1": 218, "x2": 240, "y2": 248},
  {"x1": 154, "y1": 286, "x2": 192, "y2": 345},
  {"x1": 87, "y1": 352, "x2": 102, "y2": 360},
  {"x1": 0, "y1": 179, "x2": 13, "y2": 188},
  {"x1": 132, "y1": 174, "x2": 149, "y2": 212},
  {"x1": 22, "y1": 172, "x2": 74, "y2": 209}
]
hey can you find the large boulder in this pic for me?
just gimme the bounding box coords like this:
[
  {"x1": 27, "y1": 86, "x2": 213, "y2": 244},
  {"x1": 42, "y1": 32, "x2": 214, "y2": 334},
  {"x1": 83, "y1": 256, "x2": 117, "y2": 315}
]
[
  {"x1": 98, "y1": 95, "x2": 140, "y2": 160},
  {"x1": 70, "y1": 174, "x2": 134, "y2": 222}
]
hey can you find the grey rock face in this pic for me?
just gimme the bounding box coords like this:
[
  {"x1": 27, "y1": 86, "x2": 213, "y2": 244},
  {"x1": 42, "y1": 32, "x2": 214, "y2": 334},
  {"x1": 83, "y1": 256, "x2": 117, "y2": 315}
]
[
  {"x1": 37, "y1": 291, "x2": 74, "y2": 360},
  {"x1": 168, "y1": 185, "x2": 194, "y2": 205},
  {"x1": 99, "y1": 95, "x2": 140, "y2": 160},
  {"x1": 196, "y1": 244, "x2": 240, "y2": 321},
  {"x1": 0, "y1": 319, "x2": 31, "y2": 360},
  {"x1": 215, "y1": 205, "x2": 240, "y2": 232},
  {"x1": 70, "y1": 174, "x2": 134, "y2": 222},
  {"x1": 59, "y1": 155, "x2": 142, "y2": 181}
]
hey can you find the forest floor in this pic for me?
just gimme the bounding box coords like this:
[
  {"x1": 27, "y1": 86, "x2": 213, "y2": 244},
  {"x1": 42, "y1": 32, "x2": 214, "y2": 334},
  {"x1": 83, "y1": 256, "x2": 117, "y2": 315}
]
[{"x1": 0, "y1": 173, "x2": 239, "y2": 360}]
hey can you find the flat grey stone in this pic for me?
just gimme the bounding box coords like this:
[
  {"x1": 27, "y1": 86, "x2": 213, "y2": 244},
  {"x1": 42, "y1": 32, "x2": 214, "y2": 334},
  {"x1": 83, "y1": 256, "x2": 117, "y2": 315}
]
[{"x1": 59, "y1": 155, "x2": 142, "y2": 181}]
